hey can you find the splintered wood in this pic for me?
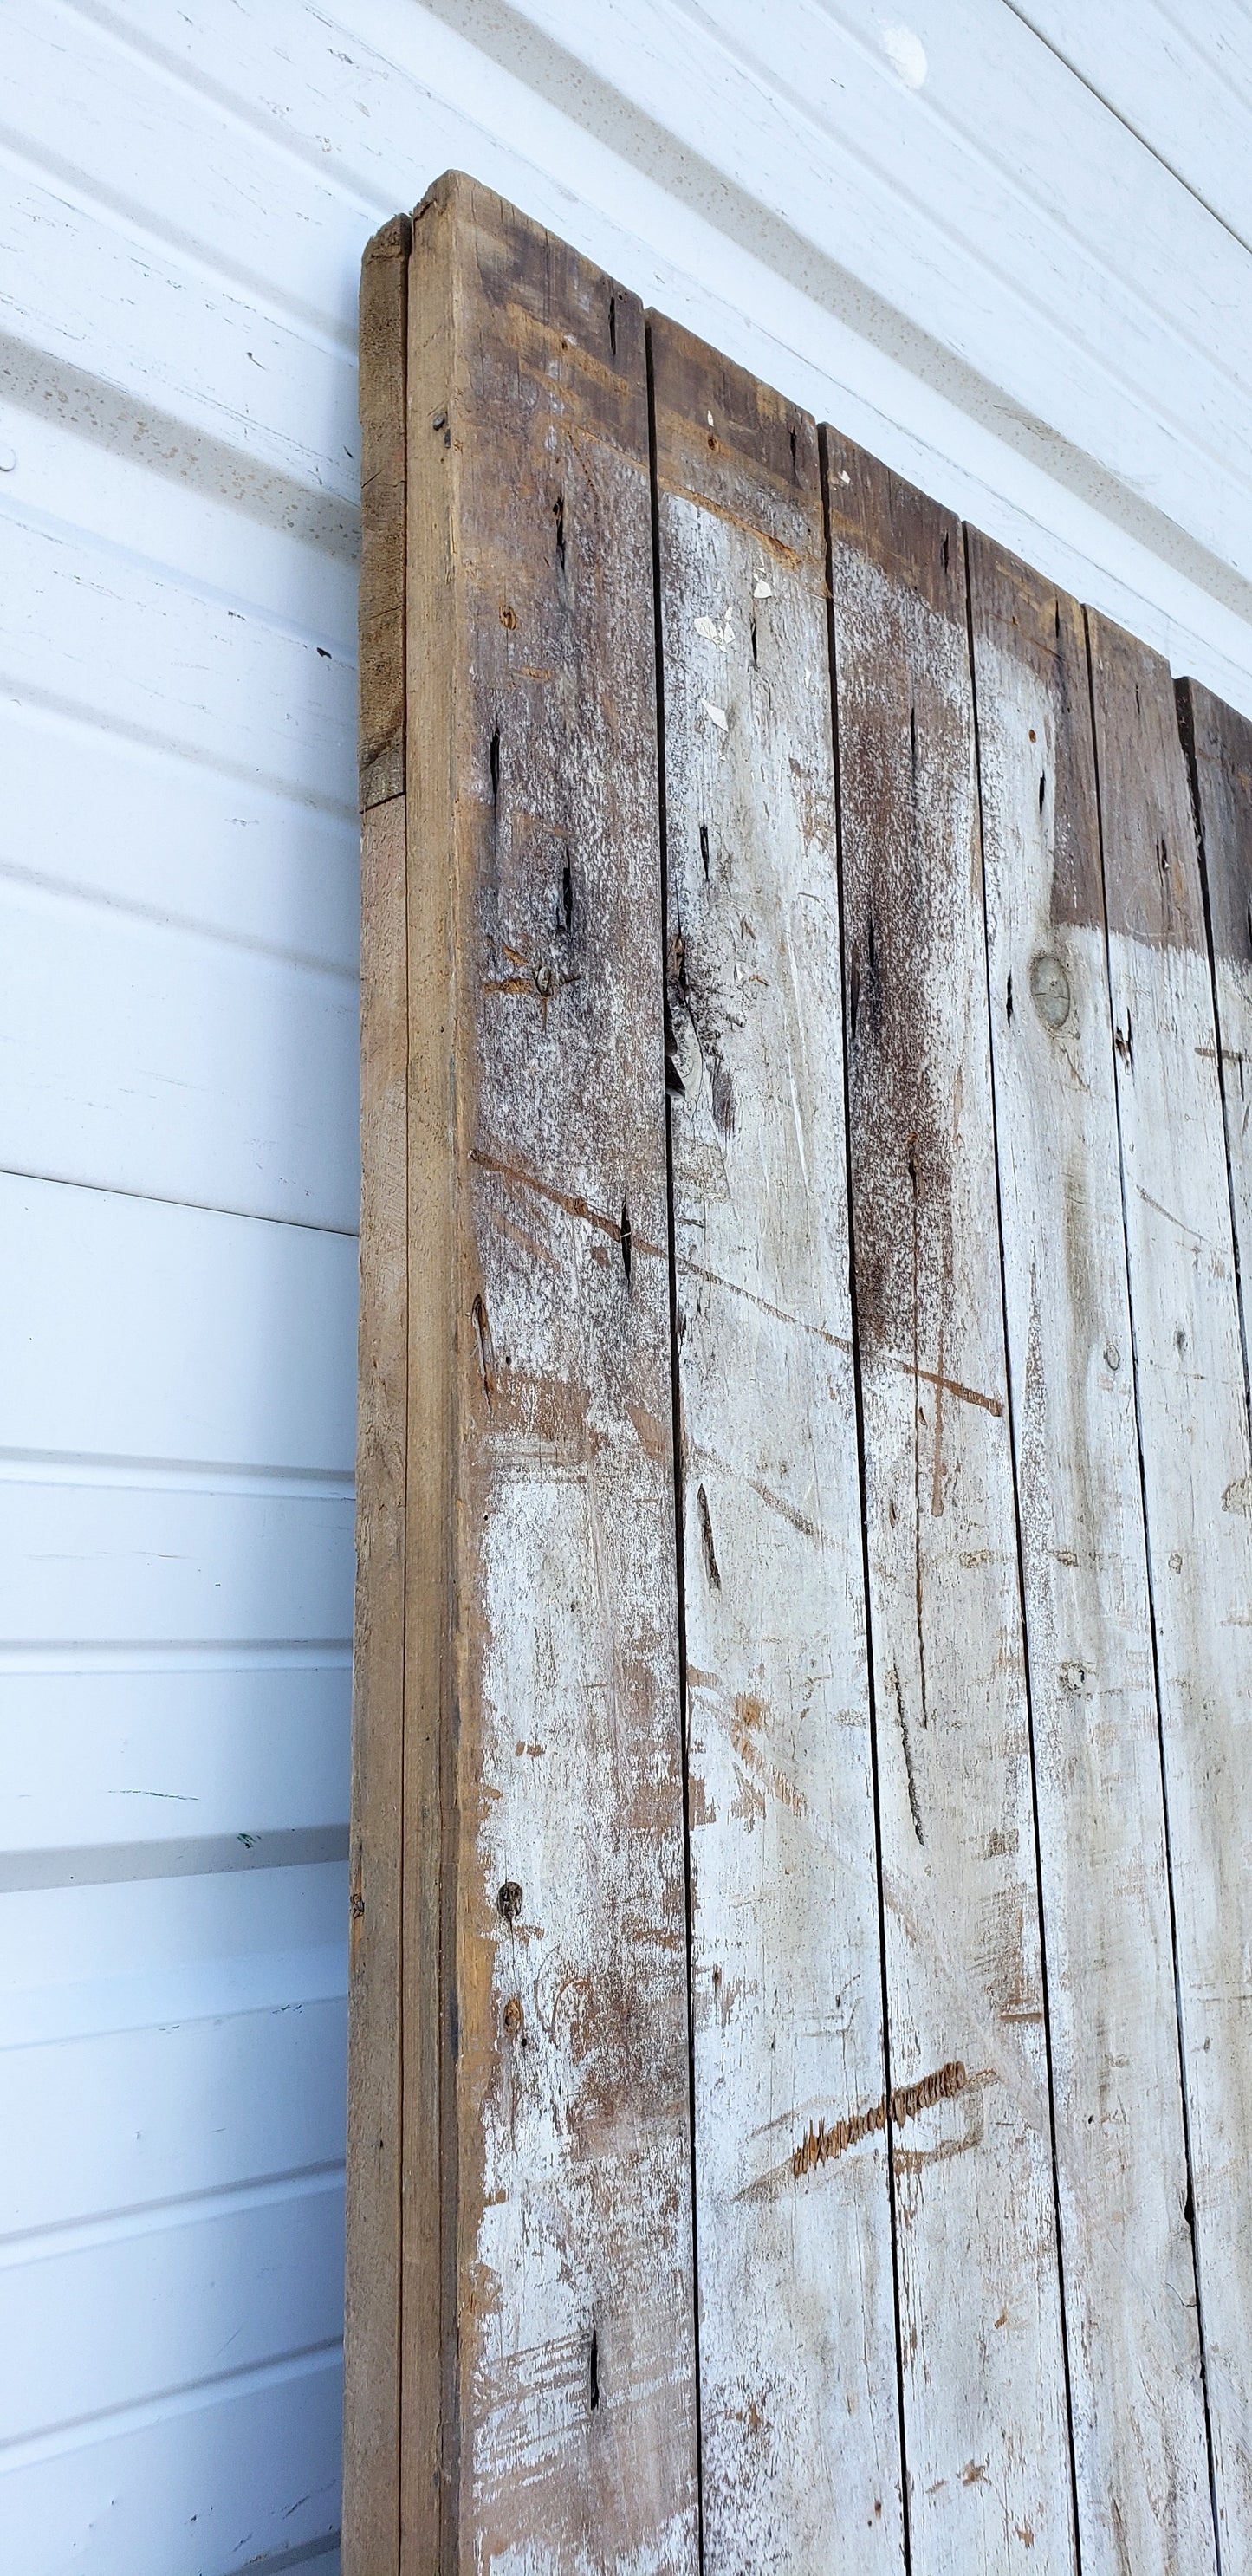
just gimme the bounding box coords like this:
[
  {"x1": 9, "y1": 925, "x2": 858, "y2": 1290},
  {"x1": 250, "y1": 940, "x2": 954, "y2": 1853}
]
[{"x1": 348, "y1": 175, "x2": 1252, "y2": 2574}]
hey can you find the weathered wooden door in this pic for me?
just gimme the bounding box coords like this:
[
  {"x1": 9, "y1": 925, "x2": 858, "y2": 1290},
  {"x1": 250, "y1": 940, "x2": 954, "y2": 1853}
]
[{"x1": 346, "y1": 173, "x2": 1252, "y2": 2576}]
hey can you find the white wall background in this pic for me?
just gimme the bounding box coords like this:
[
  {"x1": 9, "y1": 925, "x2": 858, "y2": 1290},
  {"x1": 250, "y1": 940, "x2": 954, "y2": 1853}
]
[{"x1": 1, "y1": 3, "x2": 1249, "y2": 2567}]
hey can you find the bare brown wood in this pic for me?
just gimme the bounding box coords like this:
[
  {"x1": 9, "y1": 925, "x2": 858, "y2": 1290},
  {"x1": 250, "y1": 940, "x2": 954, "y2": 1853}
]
[
  {"x1": 968, "y1": 534, "x2": 1214, "y2": 2571},
  {"x1": 394, "y1": 172, "x2": 698, "y2": 2574},
  {"x1": 650, "y1": 315, "x2": 905, "y2": 2570},
  {"x1": 359, "y1": 214, "x2": 410, "y2": 812},
  {"x1": 344, "y1": 211, "x2": 410, "y2": 2576},
  {"x1": 827, "y1": 437, "x2": 1075, "y2": 2571}
]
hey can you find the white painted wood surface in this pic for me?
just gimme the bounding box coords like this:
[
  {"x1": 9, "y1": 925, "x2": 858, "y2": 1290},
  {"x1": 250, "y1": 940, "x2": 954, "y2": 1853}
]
[
  {"x1": 1088, "y1": 615, "x2": 1252, "y2": 2559},
  {"x1": 4, "y1": 0, "x2": 1252, "y2": 2564},
  {"x1": 969, "y1": 535, "x2": 1213, "y2": 2570},
  {"x1": 652, "y1": 321, "x2": 902, "y2": 2569},
  {"x1": 829, "y1": 446, "x2": 1074, "y2": 2571}
]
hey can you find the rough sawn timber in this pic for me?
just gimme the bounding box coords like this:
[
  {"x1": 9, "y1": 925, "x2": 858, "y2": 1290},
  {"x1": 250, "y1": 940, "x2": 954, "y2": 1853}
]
[
  {"x1": 351, "y1": 173, "x2": 701, "y2": 2576},
  {"x1": 1093, "y1": 635, "x2": 1252, "y2": 2561},
  {"x1": 827, "y1": 437, "x2": 1075, "y2": 2572},
  {"x1": 651, "y1": 315, "x2": 905, "y2": 2570},
  {"x1": 344, "y1": 206, "x2": 410, "y2": 2576},
  {"x1": 968, "y1": 533, "x2": 1214, "y2": 2573}
]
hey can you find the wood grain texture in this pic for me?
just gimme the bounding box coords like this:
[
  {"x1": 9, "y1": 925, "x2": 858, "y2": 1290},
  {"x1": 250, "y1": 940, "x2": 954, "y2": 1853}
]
[
  {"x1": 398, "y1": 172, "x2": 698, "y2": 2575},
  {"x1": 344, "y1": 212, "x2": 410, "y2": 2576},
  {"x1": 969, "y1": 534, "x2": 1214, "y2": 2573},
  {"x1": 1089, "y1": 618, "x2": 1252, "y2": 2562},
  {"x1": 1093, "y1": 643, "x2": 1252, "y2": 2563},
  {"x1": 650, "y1": 315, "x2": 904, "y2": 2571},
  {"x1": 1180, "y1": 674, "x2": 1252, "y2": 1310},
  {"x1": 359, "y1": 212, "x2": 410, "y2": 812},
  {"x1": 827, "y1": 437, "x2": 1075, "y2": 2572}
]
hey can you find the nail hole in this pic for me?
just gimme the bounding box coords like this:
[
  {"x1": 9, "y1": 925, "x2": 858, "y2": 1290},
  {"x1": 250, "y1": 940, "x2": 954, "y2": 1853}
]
[
  {"x1": 497, "y1": 1881, "x2": 522, "y2": 1922},
  {"x1": 503, "y1": 1996, "x2": 522, "y2": 2036}
]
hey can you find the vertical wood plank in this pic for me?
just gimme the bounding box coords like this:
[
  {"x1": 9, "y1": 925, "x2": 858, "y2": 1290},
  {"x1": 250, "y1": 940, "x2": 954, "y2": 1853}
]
[
  {"x1": 1093, "y1": 630, "x2": 1252, "y2": 2560},
  {"x1": 1179, "y1": 675, "x2": 1252, "y2": 1359},
  {"x1": 969, "y1": 535, "x2": 1214, "y2": 2573},
  {"x1": 826, "y1": 438, "x2": 1075, "y2": 2572},
  {"x1": 399, "y1": 173, "x2": 699, "y2": 2575},
  {"x1": 344, "y1": 209, "x2": 410, "y2": 2576},
  {"x1": 358, "y1": 213, "x2": 410, "y2": 818},
  {"x1": 650, "y1": 319, "x2": 905, "y2": 2570}
]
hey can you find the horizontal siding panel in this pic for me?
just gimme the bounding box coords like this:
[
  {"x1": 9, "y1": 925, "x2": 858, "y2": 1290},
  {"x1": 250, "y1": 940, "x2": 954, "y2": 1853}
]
[
  {"x1": 0, "y1": 144, "x2": 360, "y2": 503},
  {"x1": 0, "y1": 2346, "x2": 341, "y2": 2575},
  {"x1": 0, "y1": 399, "x2": 357, "y2": 649},
  {"x1": 0, "y1": 1667, "x2": 348, "y2": 1859},
  {"x1": 497, "y1": 0, "x2": 1252, "y2": 585},
  {"x1": 0, "y1": 700, "x2": 359, "y2": 975},
  {"x1": 0, "y1": 1479, "x2": 352, "y2": 1648},
  {"x1": 1013, "y1": 0, "x2": 1252, "y2": 254},
  {"x1": 8, "y1": 0, "x2": 377, "y2": 340},
  {"x1": 0, "y1": 876, "x2": 359, "y2": 1229},
  {"x1": 0, "y1": 2177, "x2": 344, "y2": 2445},
  {"x1": 0, "y1": 1996, "x2": 347, "y2": 2236},
  {"x1": 0, "y1": 1861, "x2": 346, "y2": 2051},
  {"x1": 0, "y1": 1175, "x2": 357, "y2": 1471},
  {"x1": 0, "y1": 507, "x2": 355, "y2": 809}
]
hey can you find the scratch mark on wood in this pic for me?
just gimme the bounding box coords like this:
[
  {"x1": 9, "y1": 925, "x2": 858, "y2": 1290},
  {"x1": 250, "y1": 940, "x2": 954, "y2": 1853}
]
[
  {"x1": 891, "y1": 1664, "x2": 924, "y2": 1846},
  {"x1": 472, "y1": 1294, "x2": 495, "y2": 1406},
  {"x1": 697, "y1": 1483, "x2": 722, "y2": 1588},
  {"x1": 791, "y1": 2060, "x2": 968, "y2": 2178},
  {"x1": 470, "y1": 1146, "x2": 666, "y2": 1259}
]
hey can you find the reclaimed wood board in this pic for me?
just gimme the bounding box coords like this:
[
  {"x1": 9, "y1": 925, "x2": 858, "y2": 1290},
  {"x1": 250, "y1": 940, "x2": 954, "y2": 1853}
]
[
  {"x1": 826, "y1": 438, "x2": 1074, "y2": 2571},
  {"x1": 651, "y1": 317, "x2": 903, "y2": 2571},
  {"x1": 349, "y1": 175, "x2": 701, "y2": 2576},
  {"x1": 1103, "y1": 653, "x2": 1252, "y2": 2559},
  {"x1": 968, "y1": 535, "x2": 1214, "y2": 2573},
  {"x1": 344, "y1": 207, "x2": 409, "y2": 2576},
  {"x1": 350, "y1": 172, "x2": 1252, "y2": 2574}
]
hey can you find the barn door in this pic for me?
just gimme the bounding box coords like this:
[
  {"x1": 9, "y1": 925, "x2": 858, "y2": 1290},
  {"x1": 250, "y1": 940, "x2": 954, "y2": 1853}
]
[{"x1": 346, "y1": 173, "x2": 1252, "y2": 2576}]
